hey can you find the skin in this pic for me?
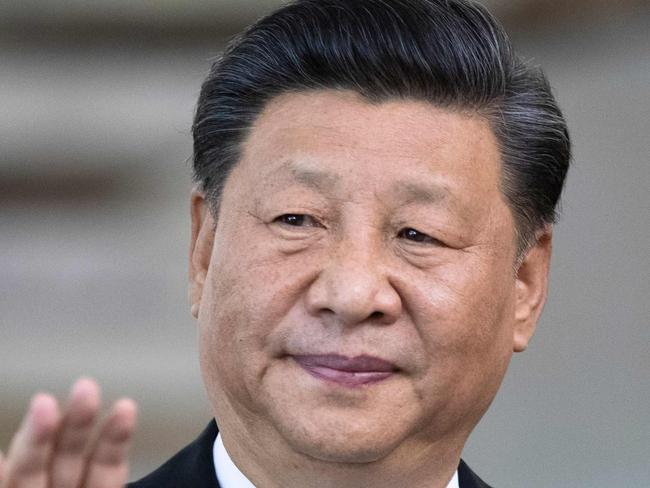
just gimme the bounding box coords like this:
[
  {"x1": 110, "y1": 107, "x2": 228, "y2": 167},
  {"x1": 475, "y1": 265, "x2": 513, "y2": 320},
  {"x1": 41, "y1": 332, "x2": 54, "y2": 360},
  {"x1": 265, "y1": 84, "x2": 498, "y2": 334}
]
[
  {"x1": 0, "y1": 378, "x2": 136, "y2": 488},
  {"x1": 1, "y1": 89, "x2": 551, "y2": 488},
  {"x1": 189, "y1": 90, "x2": 552, "y2": 488}
]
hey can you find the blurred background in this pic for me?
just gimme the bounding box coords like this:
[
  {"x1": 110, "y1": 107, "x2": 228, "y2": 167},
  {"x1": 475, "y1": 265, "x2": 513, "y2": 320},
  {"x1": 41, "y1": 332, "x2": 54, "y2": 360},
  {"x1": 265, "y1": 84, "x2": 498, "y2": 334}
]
[{"x1": 1, "y1": 1, "x2": 648, "y2": 486}]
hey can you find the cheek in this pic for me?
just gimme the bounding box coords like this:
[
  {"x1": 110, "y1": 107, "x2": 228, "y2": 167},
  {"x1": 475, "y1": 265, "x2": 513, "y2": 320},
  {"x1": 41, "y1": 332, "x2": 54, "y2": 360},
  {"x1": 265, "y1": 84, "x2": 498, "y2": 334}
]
[
  {"x1": 407, "y1": 257, "x2": 517, "y2": 374},
  {"x1": 403, "y1": 261, "x2": 516, "y2": 430},
  {"x1": 197, "y1": 240, "x2": 313, "y2": 407},
  {"x1": 197, "y1": 252, "x2": 267, "y2": 405}
]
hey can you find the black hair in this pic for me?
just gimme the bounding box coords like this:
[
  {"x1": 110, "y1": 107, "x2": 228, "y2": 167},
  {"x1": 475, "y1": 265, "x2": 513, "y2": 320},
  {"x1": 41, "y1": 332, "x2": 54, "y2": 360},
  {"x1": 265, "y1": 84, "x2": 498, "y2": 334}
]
[{"x1": 193, "y1": 0, "x2": 570, "y2": 253}]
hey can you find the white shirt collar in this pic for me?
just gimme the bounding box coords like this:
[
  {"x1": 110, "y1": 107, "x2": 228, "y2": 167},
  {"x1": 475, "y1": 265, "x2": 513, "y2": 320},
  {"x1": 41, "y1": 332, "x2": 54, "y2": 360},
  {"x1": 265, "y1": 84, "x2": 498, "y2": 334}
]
[
  {"x1": 214, "y1": 432, "x2": 459, "y2": 488},
  {"x1": 214, "y1": 433, "x2": 256, "y2": 488}
]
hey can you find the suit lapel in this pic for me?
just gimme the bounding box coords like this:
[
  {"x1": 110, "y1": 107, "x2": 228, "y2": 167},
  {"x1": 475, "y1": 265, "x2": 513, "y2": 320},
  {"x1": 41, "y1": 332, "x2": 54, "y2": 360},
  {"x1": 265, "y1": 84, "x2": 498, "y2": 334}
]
[
  {"x1": 128, "y1": 420, "x2": 221, "y2": 488},
  {"x1": 458, "y1": 459, "x2": 493, "y2": 488}
]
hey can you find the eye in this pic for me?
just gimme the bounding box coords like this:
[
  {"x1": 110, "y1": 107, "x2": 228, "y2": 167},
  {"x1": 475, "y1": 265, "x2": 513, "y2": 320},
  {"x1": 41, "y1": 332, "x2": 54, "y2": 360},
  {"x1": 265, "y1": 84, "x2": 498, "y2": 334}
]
[
  {"x1": 274, "y1": 214, "x2": 321, "y2": 228},
  {"x1": 398, "y1": 227, "x2": 439, "y2": 245}
]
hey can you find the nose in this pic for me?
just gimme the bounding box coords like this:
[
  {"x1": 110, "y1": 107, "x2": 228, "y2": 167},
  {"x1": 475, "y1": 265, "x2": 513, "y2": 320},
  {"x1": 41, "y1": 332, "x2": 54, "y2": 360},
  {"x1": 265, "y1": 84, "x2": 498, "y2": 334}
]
[{"x1": 304, "y1": 237, "x2": 402, "y2": 327}]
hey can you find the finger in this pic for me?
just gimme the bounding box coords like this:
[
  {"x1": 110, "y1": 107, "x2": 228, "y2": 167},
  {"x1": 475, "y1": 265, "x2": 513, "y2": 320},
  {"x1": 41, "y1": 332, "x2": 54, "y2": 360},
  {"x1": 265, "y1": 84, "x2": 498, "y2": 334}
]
[
  {"x1": 82, "y1": 398, "x2": 137, "y2": 488},
  {"x1": 0, "y1": 450, "x2": 6, "y2": 483},
  {"x1": 3, "y1": 393, "x2": 61, "y2": 488},
  {"x1": 49, "y1": 378, "x2": 101, "y2": 488}
]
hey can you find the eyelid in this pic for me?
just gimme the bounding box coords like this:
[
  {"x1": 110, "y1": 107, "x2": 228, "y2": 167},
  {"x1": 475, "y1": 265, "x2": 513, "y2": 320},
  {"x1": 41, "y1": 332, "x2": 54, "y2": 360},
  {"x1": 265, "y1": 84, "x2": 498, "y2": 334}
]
[
  {"x1": 273, "y1": 213, "x2": 324, "y2": 228},
  {"x1": 397, "y1": 227, "x2": 443, "y2": 246}
]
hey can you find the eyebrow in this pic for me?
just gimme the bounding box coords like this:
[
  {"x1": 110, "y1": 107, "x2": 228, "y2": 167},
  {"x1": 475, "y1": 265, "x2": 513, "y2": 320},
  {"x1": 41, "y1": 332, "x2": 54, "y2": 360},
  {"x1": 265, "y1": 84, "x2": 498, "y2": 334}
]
[
  {"x1": 267, "y1": 160, "x2": 450, "y2": 205},
  {"x1": 391, "y1": 180, "x2": 451, "y2": 205},
  {"x1": 271, "y1": 161, "x2": 341, "y2": 193}
]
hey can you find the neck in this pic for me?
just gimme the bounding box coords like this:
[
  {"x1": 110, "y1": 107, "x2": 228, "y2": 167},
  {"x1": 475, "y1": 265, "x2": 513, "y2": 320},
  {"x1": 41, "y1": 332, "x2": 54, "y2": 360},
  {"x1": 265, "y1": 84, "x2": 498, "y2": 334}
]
[{"x1": 216, "y1": 413, "x2": 464, "y2": 488}]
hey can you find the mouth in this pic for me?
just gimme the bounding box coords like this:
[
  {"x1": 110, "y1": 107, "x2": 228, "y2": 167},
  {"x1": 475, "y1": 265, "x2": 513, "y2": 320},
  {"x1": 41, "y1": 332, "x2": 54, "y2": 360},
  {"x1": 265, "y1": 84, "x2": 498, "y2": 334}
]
[{"x1": 291, "y1": 354, "x2": 398, "y2": 387}]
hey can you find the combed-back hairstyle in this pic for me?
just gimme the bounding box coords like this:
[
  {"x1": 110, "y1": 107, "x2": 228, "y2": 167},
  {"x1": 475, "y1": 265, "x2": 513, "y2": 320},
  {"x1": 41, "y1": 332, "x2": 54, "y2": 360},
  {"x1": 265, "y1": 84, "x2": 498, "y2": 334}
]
[{"x1": 193, "y1": 0, "x2": 570, "y2": 253}]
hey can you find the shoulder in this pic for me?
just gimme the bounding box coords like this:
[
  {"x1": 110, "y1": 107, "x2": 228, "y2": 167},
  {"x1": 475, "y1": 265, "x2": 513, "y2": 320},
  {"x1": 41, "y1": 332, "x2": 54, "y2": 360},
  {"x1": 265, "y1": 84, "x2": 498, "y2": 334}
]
[
  {"x1": 458, "y1": 459, "x2": 493, "y2": 488},
  {"x1": 127, "y1": 421, "x2": 220, "y2": 488}
]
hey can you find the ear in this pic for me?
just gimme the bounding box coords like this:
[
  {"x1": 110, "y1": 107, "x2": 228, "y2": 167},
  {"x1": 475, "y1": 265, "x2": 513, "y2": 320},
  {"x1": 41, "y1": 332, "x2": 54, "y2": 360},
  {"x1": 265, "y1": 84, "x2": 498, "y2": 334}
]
[
  {"x1": 513, "y1": 227, "x2": 553, "y2": 352},
  {"x1": 189, "y1": 189, "x2": 215, "y2": 319}
]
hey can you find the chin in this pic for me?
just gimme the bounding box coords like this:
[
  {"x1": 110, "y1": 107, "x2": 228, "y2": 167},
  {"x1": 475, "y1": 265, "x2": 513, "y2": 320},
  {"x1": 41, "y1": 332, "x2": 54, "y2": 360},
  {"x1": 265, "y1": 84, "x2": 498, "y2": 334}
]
[
  {"x1": 272, "y1": 413, "x2": 406, "y2": 464},
  {"x1": 291, "y1": 436, "x2": 398, "y2": 464},
  {"x1": 256, "y1": 362, "x2": 422, "y2": 464}
]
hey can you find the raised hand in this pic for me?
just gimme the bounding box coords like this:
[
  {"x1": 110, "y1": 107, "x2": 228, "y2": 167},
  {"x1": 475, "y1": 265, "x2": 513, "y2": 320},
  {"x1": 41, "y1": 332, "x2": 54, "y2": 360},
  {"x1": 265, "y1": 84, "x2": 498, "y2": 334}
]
[{"x1": 0, "y1": 378, "x2": 137, "y2": 488}]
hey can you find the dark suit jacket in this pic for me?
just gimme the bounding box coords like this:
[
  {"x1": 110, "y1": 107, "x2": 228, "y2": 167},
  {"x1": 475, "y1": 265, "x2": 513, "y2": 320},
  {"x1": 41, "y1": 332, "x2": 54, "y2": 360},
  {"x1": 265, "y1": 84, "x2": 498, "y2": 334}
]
[{"x1": 128, "y1": 421, "x2": 492, "y2": 488}]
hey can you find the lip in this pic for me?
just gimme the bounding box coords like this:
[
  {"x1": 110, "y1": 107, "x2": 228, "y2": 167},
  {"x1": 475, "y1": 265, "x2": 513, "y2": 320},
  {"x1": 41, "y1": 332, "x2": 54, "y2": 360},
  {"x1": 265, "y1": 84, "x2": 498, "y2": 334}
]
[{"x1": 292, "y1": 354, "x2": 397, "y2": 387}]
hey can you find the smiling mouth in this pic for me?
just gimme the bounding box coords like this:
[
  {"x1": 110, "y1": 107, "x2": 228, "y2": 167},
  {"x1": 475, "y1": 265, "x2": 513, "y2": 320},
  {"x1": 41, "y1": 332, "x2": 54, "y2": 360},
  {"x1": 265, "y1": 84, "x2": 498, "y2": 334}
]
[{"x1": 292, "y1": 354, "x2": 397, "y2": 387}]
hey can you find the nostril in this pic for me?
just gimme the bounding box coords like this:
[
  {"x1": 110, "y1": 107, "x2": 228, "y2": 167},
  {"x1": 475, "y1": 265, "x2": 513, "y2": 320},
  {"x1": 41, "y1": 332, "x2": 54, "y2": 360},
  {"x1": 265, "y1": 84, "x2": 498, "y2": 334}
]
[{"x1": 369, "y1": 311, "x2": 384, "y2": 321}]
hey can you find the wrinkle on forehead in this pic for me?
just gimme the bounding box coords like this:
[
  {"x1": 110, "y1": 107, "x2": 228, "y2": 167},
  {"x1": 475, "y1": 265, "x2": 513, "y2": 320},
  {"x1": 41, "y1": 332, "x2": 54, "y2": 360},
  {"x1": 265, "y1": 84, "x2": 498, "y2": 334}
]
[
  {"x1": 235, "y1": 89, "x2": 510, "y2": 232},
  {"x1": 253, "y1": 158, "x2": 458, "y2": 214},
  {"x1": 243, "y1": 92, "x2": 500, "y2": 183}
]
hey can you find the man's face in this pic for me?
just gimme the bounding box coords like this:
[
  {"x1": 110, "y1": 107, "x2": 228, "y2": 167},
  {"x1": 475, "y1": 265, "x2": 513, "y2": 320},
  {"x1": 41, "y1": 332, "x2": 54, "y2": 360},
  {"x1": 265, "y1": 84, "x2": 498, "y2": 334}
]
[{"x1": 190, "y1": 90, "x2": 548, "y2": 464}]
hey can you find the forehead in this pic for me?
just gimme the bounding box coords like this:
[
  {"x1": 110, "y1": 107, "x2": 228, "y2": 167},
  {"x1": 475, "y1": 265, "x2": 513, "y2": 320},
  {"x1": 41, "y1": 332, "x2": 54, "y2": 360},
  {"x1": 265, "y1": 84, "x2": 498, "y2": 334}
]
[{"x1": 236, "y1": 90, "x2": 504, "y2": 208}]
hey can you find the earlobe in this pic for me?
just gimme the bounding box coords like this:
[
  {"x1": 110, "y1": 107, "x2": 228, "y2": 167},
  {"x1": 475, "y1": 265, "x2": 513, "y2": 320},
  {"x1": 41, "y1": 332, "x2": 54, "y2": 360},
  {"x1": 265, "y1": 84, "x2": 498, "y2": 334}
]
[
  {"x1": 513, "y1": 227, "x2": 553, "y2": 352},
  {"x1": 189, "y1": 189, "x2": 215, "y2": 319}
]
